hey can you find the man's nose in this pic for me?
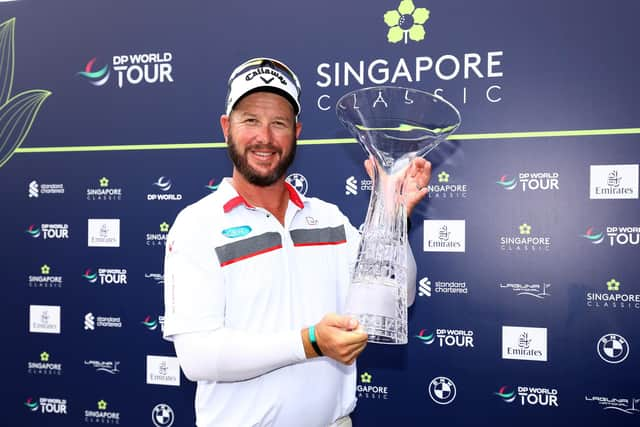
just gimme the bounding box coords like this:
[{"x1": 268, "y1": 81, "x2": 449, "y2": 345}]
[{"x1": 254, "y1": 123, "x2": 273, "y2": 143}]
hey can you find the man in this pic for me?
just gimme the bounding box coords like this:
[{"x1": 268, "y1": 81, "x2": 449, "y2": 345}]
[{"x1": 163, "y1": 58, "x2": 431, "y2": 426}]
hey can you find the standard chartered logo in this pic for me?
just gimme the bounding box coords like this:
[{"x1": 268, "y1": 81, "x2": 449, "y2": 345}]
[
  {"x1": 84, "y1": 313, "x2": 95, "y2": 330},
  {"x1": 418, "y1": 277, "x2": 431, "y2": 297},
  {"x1": 346, "y1": 176, "x2": 358, "y2": 195},
  {"x1": 345, "y1": 176, "x2": 372, "y2": 195},
  {"x1": 29, "y1": 181, "x2": 39, "y2": 198},
  {"x1": 27, "y1": 180, "x2": 64, "y2": 198}
]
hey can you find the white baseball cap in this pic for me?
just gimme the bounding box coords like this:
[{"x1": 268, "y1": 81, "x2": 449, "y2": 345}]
[{"x1": 225, "y1": 57, "x2": 302, "y2": 118}]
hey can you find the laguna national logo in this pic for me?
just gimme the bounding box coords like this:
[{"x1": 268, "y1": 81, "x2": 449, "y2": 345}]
[{"x1": 0, "y1": 18, "x2": 51, "y2": 169}]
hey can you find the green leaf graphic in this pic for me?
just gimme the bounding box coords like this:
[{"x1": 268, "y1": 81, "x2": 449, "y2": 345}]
[
  {"x1": 0, "y1": 89, "x2": 51, "y2": 168},
  {"x1": 0, "y1": 18, "x2": 15, "y2": 106}
]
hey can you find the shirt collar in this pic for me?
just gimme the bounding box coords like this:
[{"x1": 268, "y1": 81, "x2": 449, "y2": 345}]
[{"x1": 221, "y1": 178, "x2": 305, "y2": 213}]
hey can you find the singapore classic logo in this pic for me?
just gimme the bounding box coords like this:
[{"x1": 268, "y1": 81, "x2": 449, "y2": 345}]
[
  {"x1": 28, "y1": 264, "x2": 63, "y2": 288},
  {"x1": 586, "y1": 278, "x2": 639, "y2": 310},
  {"x1": 86, "y1": 177, "x2": 123, "y2": 200},
  {"x1": 427, "y1": 171, "x2": 469, "y2": 199},
  {"x1": 27, "y1": 351, "x2": 62, "y2": 376},
  {"x1": 315, "y1": 2, "x2": 504, "y2": 113},
  {"x1": 84, "y1": 400, "x2": 120, "y2": 424},
  {"x1": 146, "y1": 222, "x2": 170, "y2": 246},
  {"x1": 357, "y1": 371, "x2": 390, "y2": 400},
  {"x1": 499, "y1": 223, "x2": 551, "y2": 252},
  {"x1": 384, "y1": 0, "x2": 430, "y2": 44}
]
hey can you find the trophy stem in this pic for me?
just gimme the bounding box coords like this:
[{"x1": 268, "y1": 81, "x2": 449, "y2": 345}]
[{"x1": 346, "y1": 160, "x2": 408, "y2": 344}]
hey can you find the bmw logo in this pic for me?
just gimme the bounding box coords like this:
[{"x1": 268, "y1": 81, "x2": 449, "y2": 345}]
[
  {"x1": 152, "y1": 403, "x2": 175, "y2": 427},
  {"x1": 597, "y1": 333, "x2": 630, "y2": 364},
  {"x1": 428, "y1": 376, "x2": 456, "y2": 405},
  {"x1": 286, "y1": 173, "x2": 308, "y2": 196}
]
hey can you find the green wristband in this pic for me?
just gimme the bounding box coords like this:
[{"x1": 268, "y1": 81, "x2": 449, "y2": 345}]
[{"x1": 309, "y1": 325, "x2": 323, "y2": 357}]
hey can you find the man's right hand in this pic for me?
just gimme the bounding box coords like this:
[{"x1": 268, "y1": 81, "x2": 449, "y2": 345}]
[{"x1": 302, "y1": 314, "x2": 368, "y2": 365}]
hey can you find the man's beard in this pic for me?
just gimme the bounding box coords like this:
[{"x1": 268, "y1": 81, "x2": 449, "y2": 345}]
[{"x1": 227, "y1": 133, "x2": 297, "y2": 187}]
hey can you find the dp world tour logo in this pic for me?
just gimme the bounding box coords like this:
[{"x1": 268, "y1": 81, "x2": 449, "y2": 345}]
[
  {"x1": 82, "y1": 268, "x2": 98, "y2": 283},
  {"x1": 77, "y1": 57, "x2": 110, "y2": 86},
  {"x1": 24, "y1": 397, "x2": 39, "y2": 411},
  {"x1": 384, "y1": 0, "x2": 430, "y2": 44},
  {"x1": 0, "y1": 18, "x2": 51, "y2": 169},
  {"x1": 582, "y1": 227, "x2": 604, "y2": 244},
  {"x1": 415, "y1": 329, "x2": 435, "y2": 344},
  {"x1": 26, "y1": 224, "x2": 41, "y2": 238},
  {"x1": 497, "y1": 175, "x2": 518, "y2": 190},
  {"x1": 495, "y1": 386, "x2": 517, "y2": 403},
  {"x1": 142, "y1": 315, "x2": 158, "y2": 330},
  {"x1": 153, "y1": 176, "x2": 172, "y2": 191},
  {"x1": 205, "y1": 178, "x2": 220, "y2": 191}
]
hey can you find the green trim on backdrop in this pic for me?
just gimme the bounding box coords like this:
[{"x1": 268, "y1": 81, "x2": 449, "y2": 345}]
[{"x1": 13, "y1": 127, "x2": 640, "y2": 154}]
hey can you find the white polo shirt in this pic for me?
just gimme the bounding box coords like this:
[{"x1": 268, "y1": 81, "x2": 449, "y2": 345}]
[{"x1": 163, "y1": 178, "x2": 361, "y2": 427}]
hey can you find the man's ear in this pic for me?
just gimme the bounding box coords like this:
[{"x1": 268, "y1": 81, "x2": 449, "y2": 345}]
[
  {"x1": 220, "y1": 114, "x2": 230, "y2": 142},
  {"x1": 295, "y1": 120, "x2": 302, "y2": 139}
]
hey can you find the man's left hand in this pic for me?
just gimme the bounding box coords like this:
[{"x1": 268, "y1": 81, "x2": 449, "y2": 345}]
[
  {"x1": 363, "y1": 157, "x2": 431, "y2": 217},
  {"x1": 402, "y1": 157, "x2": 431, "y2": 217}
]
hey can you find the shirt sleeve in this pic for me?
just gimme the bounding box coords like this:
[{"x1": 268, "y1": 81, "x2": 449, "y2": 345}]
[
  {"x1": 163, "y1": 207, "x2": 226, "y2": 341},
  {"x1": 173, "y1": 328, "x2": 306, "y2": 382}
]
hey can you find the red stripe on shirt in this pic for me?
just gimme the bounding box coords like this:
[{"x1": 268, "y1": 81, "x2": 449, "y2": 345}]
[
  {"x1": 293, "y1": 240, "x2": 347, "y2": 247},
  {"x1": 219, "y1": 244, "x2": 283, "y2": 267}
]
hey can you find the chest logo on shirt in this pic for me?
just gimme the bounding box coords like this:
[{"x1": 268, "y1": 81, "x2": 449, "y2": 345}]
[{"x1": 221, "y1": 225, "x2": 252, "y2": 239}]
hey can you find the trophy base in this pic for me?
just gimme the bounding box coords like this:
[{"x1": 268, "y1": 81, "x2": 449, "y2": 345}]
[
  {"x1": 345, "y1": 279, "x2": 408, "y2": 345},
  {"x1": 351, "y1": 313, "x2": 408, "y2": 345}
]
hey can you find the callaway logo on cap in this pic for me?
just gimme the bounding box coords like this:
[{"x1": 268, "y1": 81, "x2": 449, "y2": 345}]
[{"x1": 226, "y1": 57, "x2": 302, "y2": 117}]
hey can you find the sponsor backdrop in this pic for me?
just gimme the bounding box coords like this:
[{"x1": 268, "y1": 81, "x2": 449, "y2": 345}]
[{"x1": 1, "y1": 0, "x2": 639, "y2": 425}]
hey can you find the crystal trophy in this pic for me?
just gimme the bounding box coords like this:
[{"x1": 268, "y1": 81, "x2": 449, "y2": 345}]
[{"x1": 336, "y1": 86, "x2": 461, "y2": 344}]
